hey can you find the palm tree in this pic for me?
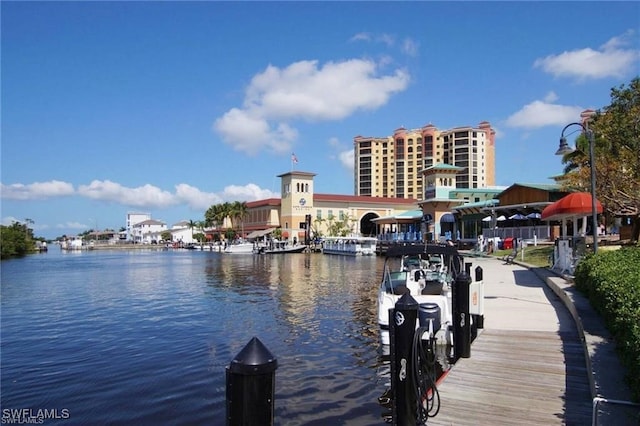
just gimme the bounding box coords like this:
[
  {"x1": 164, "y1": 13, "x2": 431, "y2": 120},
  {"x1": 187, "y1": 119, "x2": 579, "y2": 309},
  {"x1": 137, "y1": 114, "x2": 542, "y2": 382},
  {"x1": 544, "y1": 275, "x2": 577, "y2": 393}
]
[
  {"x1": 188, "y1": 219, "x2": 197, "y2": 242},
  {"x1": 230, "y1": 201, "x2": 248, "y2": 238},
  {"x1": 312, "y1": 217, "x2": 325, "y2": 239},
  {"x1": 205, "y1": 202, "x2": 235, "y2": 240},
  {"x1": 205, "y1": 204, "x2": 225, "y2": 229},
  {"x1": 197, "y1": 220, "x2": 208, "y2": 242}
]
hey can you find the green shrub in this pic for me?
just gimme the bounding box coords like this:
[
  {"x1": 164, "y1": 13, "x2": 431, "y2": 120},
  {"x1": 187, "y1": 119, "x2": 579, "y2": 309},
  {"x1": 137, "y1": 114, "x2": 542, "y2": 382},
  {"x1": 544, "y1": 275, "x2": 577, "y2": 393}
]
[
  {"x1": 1, "y1": 222, "x2": 36, "y2": 259},
  {"x1": 574, "y1": 247, "x2": 640, "y2": 401}
]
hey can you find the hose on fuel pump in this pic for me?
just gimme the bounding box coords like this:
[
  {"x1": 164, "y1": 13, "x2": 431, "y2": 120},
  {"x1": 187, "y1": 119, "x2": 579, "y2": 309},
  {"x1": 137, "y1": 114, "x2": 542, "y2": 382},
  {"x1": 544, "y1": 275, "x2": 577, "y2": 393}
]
[{"x1": 412, "y1": 326, "x2": 441, "y2": 423}]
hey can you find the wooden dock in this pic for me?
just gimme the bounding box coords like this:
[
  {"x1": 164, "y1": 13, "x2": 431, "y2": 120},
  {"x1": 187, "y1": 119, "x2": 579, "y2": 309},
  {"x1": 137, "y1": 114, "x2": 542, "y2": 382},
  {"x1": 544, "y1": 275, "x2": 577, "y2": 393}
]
[{"x1": 429, "y1": 329, "x2": 593, "y2": 425}]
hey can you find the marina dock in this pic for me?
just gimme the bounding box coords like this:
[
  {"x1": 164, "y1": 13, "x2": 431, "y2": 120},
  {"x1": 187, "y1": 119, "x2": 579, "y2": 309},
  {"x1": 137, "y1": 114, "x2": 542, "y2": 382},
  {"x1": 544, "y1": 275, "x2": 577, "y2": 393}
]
[{"x1": 429, "y1": 255, "x2": 636, "y2": 425}]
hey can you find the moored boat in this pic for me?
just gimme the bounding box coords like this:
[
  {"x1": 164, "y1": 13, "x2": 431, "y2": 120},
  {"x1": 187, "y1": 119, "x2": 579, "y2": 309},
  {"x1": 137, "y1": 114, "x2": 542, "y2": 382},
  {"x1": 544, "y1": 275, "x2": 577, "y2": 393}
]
[
  {"x1": 321, "y1": 236, "x2": 377, "y2": 256},
  {"x1": 377, "y1": 244, "x2": 464, "y2": 347},
  {"x1": 224, "y1": 241, "x2": 258, "y2": 254},
  {"x1": 260, "y1": 240, "x2": 307, "y2": 254}
]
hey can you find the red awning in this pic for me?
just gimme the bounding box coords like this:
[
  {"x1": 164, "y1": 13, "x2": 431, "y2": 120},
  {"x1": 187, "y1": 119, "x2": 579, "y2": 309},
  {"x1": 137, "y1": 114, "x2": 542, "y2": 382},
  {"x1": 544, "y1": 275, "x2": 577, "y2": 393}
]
[
  {"x1": 541, "y1": 192, "x2": 603, "y2": 221},
  {"x1": 282, "y1": 231, "x2": 289, "y2": 238},
  {"x1": 298, "y1": 231, "x2": 306, "y2": 238}
]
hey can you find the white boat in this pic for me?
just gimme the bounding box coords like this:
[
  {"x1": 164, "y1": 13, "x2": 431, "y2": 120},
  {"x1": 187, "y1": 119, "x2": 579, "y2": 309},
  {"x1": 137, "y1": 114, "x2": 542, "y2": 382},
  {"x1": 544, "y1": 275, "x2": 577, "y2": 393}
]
[
  {"x1": 259, "y1": 240, "x2": 307, "y2": 254},
  {"x1": 321, "y1": 236, "x2": 377, "y2": 256},
  {"x1": 61, "y1": 237, "x2": 85, "y2": 251},
  {"x1": 224, "y1": 241, "x2": 257, "y2": 254},
  {"x1": 377, "y1": 244, "x2": 464, "y2": 347}
]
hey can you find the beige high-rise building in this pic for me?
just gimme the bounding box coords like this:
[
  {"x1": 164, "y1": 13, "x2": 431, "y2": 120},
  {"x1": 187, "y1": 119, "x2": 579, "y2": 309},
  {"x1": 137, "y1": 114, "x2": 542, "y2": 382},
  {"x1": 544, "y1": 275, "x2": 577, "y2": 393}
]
[{"x1": 354, "y1": 121, "x2": 495, "y2": 200}]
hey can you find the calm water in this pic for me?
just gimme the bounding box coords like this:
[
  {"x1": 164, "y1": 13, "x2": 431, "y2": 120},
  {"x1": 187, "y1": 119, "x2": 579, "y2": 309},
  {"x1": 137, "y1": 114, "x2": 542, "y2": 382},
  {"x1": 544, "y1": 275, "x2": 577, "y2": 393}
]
[{"x1": 1, "y1": 246, "x2": 390, "y2": 425}]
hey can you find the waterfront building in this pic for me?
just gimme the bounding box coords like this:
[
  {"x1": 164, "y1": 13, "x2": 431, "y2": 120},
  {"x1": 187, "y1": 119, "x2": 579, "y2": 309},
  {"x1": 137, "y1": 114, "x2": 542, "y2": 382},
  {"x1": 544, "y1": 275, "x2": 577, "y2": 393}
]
[
  {"x1": 131, "y1": 219, "x2": 167, "y2": 244},
  {"x1": 353, "y1": 121, "x2": 496, "y2": 199},
  {"x1": 209, "y1": 171, "x2": 420, "y2": 243},
  {"x1": 163, "y1": 220, "x2": 203, "y2": 244},
  {"x1": 126, "y1": 212, "x2": 151, "y2": 241},
  {"x1": 416, "y1": 164, "x2": 504, "y2": 241}
]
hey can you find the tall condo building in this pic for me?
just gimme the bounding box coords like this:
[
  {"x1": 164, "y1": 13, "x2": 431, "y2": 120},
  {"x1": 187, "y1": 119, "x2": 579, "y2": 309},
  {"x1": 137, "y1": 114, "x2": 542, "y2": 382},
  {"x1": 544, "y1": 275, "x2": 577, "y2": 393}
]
[{"x1": 354, "y1": 121, "x2": 495, "y2": 200}]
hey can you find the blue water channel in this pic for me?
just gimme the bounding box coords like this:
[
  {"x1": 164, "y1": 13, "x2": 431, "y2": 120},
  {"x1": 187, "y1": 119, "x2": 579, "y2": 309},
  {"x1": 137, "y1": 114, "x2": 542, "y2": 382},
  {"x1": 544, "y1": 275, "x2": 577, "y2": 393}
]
[{"x1": 1, "y1": 246, "x2": 392, "y2": 425}]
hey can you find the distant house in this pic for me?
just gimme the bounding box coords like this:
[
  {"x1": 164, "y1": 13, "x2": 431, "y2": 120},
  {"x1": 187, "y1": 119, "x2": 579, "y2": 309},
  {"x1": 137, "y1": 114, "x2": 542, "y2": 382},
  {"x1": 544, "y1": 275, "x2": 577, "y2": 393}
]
[
  {"x1": 166, "y1": 220, "x2": 201, "y2": 244},
  {"x1": 132, "y1": 219, "x2": 167, "y2": 244},
  {"x1": 126, "y1": 212, "x2": 151, "y2": 241}
]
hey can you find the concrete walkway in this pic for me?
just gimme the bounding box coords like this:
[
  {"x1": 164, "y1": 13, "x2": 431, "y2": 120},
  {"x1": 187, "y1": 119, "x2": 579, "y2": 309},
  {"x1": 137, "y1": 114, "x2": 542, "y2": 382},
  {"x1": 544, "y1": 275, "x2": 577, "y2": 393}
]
[{"x1": 433, "y1": 254, "x2": 638, "y2": 425}]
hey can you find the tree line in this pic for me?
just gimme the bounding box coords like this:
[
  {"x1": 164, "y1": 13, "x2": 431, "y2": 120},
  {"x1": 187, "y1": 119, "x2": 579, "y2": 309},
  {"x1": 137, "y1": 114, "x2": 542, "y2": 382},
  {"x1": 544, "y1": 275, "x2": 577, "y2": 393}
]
[
  {"x1": 0, "y1": 219, "x2": 40, "y2": 259},
  {"x1": 558, "y1": 77, "x2": 640, "y2": 243}
]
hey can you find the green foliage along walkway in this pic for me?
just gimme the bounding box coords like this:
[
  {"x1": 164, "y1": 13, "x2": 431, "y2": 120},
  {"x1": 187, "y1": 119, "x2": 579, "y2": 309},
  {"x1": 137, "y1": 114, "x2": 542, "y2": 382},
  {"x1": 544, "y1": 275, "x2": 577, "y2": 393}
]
[{"x1": 574, "y1": 247, "x2": 640, "y2": 401}]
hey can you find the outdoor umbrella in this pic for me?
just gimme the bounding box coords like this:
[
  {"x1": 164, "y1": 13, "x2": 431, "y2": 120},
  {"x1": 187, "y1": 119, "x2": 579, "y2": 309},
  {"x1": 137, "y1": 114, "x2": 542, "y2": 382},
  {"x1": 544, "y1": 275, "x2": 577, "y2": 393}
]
[
  {"x1": 526, "y1": 212, "x2": 542, "y2": 219},
  {"x1": 509, "y1": 213, "x2": 527, "y2": 220},
  {"x1": 541, "y1": 192, "x2": 603, "y2": 221}
]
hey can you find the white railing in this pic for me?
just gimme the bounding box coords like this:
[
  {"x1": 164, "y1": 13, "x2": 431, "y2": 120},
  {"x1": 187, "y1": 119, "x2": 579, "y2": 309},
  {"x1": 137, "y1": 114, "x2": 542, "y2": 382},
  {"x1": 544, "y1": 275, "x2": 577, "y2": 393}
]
[{"x1": 483, "y1": 225, "x2": 550, "y2": 242}]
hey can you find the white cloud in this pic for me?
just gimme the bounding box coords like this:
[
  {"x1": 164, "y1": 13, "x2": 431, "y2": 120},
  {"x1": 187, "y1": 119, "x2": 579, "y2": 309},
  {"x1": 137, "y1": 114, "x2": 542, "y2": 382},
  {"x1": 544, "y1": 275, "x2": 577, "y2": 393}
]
[
  {"x1": 1, "y1": 216, "x2": 21, "y2": 226},
  {"x1": 213, "y1": 108, "x2": 296, "y2": 156},
  {"x1": 377, "y1": 33, "x2": 395, "y2": 47},
  {"x1": 339, "y1": 149, "x2": 354, "y2": 172},
  {"x1": 213, "y1": 58, "x2": 410, "y2": 155},
  {"x1": 534, "y1": 31, "x2": 640, "y2": 81},
  {"x1": 401, "y1": 37, "x2": 419, "y2": 57},
  {"x1": 492, "y1": 126, "x2": 504, "y2": 140},
  {"x1": 543, "y1": 91, "x2": 558, "y2": 103},
  {"x1": 0, "y1": 180, "x2": 75, "y2": 200},
  {"x1": 55, "y1": 221, "x2": 87, "y2": 230},
  {"x1": 350, "y1": 32, "x2": 371, "y2": 43},
  {"x1": 174, "y1": 184, "x2": 223, "y2": 210},
  {"x1": 350, "y1": 32, "x2": 419, "y2": 57},
  {"x1": 77, "y1": 180, "x2": 178, "y2": 208},
  {"x1": 505, "y1": 99, "x2": 584, "y2": 129},
  {"x1": 325, "y1": 137, "x2": 354, "y2": 172},
  {"x1": 220, "y1": 183, "x2": 279, "y2": 201},
  {"x1": 3, "y1": 178, "x2": 278, "y2": 211},
  {"x1": 246, "y1": 60, "x2": 410, "y2": 121}
]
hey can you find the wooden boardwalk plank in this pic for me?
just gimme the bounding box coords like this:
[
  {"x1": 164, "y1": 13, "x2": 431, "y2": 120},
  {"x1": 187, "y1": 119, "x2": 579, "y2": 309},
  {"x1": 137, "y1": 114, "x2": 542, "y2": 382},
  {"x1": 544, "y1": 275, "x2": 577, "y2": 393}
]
[{"x1": 429, "y1": 329, "x2": 592, "y2": 425}]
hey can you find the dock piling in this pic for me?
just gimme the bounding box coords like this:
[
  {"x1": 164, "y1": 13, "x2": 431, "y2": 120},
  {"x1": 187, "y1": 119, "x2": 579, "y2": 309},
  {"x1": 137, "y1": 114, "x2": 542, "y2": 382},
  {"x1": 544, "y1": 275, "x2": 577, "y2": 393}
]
[
  {"x1": 453, "y1": 271, "x2": 472, "y2": 360},
  {"x1": 226, "y1": 337, "x2": 278, "y2": 426}
]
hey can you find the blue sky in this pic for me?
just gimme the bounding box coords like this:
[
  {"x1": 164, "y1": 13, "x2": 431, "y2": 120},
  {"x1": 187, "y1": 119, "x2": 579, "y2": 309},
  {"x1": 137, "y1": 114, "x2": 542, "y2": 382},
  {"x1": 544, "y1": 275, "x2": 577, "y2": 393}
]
[{"x1": 2, "y1": 2, "x2": 639, "y2": 239}]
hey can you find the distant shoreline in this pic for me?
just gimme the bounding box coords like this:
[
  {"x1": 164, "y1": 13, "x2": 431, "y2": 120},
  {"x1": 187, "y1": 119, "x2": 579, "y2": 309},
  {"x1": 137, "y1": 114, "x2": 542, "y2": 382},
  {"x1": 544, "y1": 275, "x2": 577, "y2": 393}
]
[
  {"x1": 58, "y1": 243, "x2": 171, "y2": 251},
  {"x1": 57, "y1": 243, "x2": 225, "y2": 252}
]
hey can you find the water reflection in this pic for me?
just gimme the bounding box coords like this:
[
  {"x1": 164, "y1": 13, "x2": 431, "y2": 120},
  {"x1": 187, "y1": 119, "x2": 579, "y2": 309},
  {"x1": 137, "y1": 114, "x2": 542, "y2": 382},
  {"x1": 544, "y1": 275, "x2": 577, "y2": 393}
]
[{"x1": 1, "y1": 249, "x2": 393, "y2": 424}]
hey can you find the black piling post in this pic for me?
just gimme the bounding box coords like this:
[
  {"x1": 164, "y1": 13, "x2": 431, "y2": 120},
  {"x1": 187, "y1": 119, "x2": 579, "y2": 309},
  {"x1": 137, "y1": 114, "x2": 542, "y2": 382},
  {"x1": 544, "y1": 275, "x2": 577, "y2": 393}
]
[
  {"x1": 390, "y1": 293, "x2": 419, "y2": 426},
  {"x1": 475, "y1": 266, "x2": 484, "y2": 329},
  {"x1": 453, "y1": 271, "x2": 472, "y2": 360},
  {"x1": 226, "y1": 337, "x2": 278, "y2": 426}
]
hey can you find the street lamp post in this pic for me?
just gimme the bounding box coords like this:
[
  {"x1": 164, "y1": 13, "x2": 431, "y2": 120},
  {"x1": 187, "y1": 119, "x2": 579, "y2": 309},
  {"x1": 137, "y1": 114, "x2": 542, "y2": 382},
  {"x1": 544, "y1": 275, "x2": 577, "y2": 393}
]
[{"x1": 555, "y1": 121, "x2": 598, "y2": 253}]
